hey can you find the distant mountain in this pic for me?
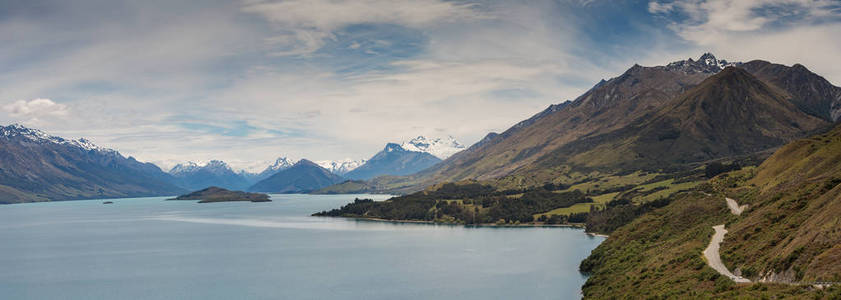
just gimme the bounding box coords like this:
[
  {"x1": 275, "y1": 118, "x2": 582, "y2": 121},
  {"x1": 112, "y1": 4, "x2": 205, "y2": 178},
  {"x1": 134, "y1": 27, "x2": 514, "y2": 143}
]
[
  {"x1": 249, "y1": 159, "x2": 343, "y2": 193},
  {"x1": 316, "y1": 159, "x2": 365, "y2": 175},
  {"x1": 169, "y1": 160, "x2": 251, "y2": 191},
  {"x1": 343, "y1": 143, "x2": 442, "y2": 180},
  {"x1": 0, "y1": 124, "x2": 185, "y2": 203},
  {"x1": 254, "y1": 157, "x2": 294, "y2": 180},
  {"x1": 400, "y1": 135, "x2": 465, "y2": 159}
]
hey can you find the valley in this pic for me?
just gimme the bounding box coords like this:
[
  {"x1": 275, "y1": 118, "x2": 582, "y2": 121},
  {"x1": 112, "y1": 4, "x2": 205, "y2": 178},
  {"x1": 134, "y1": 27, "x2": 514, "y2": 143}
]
[
  {"x1": 6, "y1": 1, "x2": 841, "y2": 299},
  {"x1": 3, "y1": 53, "x2": 841, "y2": 299}
]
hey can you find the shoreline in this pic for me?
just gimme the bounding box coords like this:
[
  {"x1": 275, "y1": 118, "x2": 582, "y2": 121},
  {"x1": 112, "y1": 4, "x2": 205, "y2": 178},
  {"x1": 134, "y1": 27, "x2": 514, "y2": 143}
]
[{"x1": 332, "y1": 215, "x2": 595, "y2": 230}]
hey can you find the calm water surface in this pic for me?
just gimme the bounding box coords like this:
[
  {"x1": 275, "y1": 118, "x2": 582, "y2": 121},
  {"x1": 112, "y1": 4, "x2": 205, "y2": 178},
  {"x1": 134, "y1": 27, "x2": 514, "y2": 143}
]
[{"x1": 0, "y1": 194, "x2": 604, "y2": 299}]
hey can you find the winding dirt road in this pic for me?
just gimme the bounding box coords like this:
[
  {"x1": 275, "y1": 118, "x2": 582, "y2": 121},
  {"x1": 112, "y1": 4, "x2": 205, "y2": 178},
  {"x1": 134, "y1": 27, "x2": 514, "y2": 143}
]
[
  {"x1": 703, "y1": 225, "x2": 750, "y2": 283},
  {"x1": 725, "y1": 197, "x2": 748, "y2": 215},
  {"x1": 702, "y1": 196, "x2": 750, "y2": 283},
  {"x1": 704, "y1": 196, "x2": 838, "y2": 287}
]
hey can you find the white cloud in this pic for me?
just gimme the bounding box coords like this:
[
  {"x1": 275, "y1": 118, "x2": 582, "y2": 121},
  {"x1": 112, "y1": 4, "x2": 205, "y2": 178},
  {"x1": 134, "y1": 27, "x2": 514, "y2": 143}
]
[
  {"x1": 3, "y1": 98, "x2": 69, "y2": 118},
  {"x1": 648, "y1": 2, "x2": 675, "y2": 13},
  {"x1": 242, "y1": 0, "x2": 486, "y2": 56},
  {"x1": 11, "y1": 0, "x2": 839, "y2": 174},
  {"x1": 0, "y1": 0, "x2": 618, "y2": 172}
]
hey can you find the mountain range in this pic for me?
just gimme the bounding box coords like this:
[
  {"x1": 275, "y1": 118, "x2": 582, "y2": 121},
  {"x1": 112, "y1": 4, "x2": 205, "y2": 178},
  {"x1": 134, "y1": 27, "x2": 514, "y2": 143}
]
[
  {"x1": 332, "y1": 53, "x2": 841, "y2": 194},
  {"x1": 8, "y1": 52, "x2": 837, "y2": 209},
  {"x1": 163, "y1": 135, "x2": 464, "y2": 193},
  {"x1": 169, "y1": 160, "x2": 252, "y2": 191},
  {"x1": 311, "y1": 53, "x2": 839, "y2": 215},
  {"x1": 5, "y1": 51, "x2": 841, "y2": 298},
  {"x1": 0, "y1": 125, "x2": 466, "y2": 202},
  {"x1": 0, "y1": 124, "x2": 184, "y2": 203},
  {"x1": 308, "y1": 53, "x2": 841, "y2": 298}
]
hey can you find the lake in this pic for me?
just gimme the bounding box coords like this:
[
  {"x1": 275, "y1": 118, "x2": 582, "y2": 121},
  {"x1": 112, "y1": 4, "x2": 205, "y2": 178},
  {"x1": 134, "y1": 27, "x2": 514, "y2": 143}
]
[{"x1": 0, "y1": 194, "x2": 604, "y2": 299}]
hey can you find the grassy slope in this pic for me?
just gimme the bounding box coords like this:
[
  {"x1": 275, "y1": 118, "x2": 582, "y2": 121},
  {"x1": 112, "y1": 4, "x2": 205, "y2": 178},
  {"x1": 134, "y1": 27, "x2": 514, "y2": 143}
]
[
  {"x1": 580, "y1": 125, "x2": 841, "y2": 298},
  {"x1": 312, "y1": 180, "x2": 375, "y2": 194},
  {"x1": 721, "y1": 126, "x2": 841, "y2": 282},
  {"x1": 580, "y1": 188, "x2": 826, "y2": 298},
  {"x1": 534, "y1": 192, "x2": 618, "y2": 217}
]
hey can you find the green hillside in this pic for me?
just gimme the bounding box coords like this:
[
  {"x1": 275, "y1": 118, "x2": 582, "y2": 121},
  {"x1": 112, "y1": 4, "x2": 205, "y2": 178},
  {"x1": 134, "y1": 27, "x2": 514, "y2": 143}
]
[{"x1": 579, "y1": 124, "x2": 841, "y2": 298}]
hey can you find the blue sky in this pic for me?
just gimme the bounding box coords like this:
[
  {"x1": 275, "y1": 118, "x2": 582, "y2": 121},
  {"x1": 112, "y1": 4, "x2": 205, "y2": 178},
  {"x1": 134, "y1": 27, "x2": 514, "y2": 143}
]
[{"x1": 1, "y1": 0, "x2": 840, "y2": 172}]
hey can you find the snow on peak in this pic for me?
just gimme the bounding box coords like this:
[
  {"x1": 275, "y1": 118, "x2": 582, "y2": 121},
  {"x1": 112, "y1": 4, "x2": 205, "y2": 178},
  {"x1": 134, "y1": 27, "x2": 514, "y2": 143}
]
[
  {"x1": 266, "y1": 157, "x2": 294, "y2": 172},
  {"x1": 316, "y1": 158, "x2": 366, "y2": 175},
  {"x1": 665, "y1": 53, "x2": 740, "y2": 74},
  {"x1": 255, "y1": 157, "x2": 295, "y2": 177},
  {"x1": 170, "y1": 160, "x2": 234, "y2": 175},
  {"x1": 698, "y1": 53, "x2": 737, "y2": 70},
  {"x1": 384, "y1": 143, "x2": 403, "y2": 153},
  {"x1": 204, "y1": 160, "x2": 233, "y2": 173},
  {"x1": 1, "y1": 124, "x2": 115, "y2": 154},
  {"x1": 400, "y1": 135, "x2": 465, "y2": 159},
  {"x1": 170, "y1": 161, "x2": 200, "y2": 174}
]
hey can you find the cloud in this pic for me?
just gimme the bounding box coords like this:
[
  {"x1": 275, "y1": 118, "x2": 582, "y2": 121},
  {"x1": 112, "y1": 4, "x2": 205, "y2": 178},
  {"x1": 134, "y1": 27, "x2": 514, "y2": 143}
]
[
  {"x1": 650, "y1": 0, "x2": 841, "y2": 41},
  {"x1": 241, "y1": 0, "x2": 486, "y2": 56},
  {"x1": 648, "y1": 0, "x2": 841, "y2": 84},
  {"x1": 4, "y1": 0, "x2": 838, "y2": 173},
  {"x1": 0, "y1": 0, "x2": 658, "y2": 172},
  {"x1": 3, "y1": 98, "x2": 69, "y2": 118},
  {"x1": 648, "y1": 2, "x2": 675, "y2": 13}
]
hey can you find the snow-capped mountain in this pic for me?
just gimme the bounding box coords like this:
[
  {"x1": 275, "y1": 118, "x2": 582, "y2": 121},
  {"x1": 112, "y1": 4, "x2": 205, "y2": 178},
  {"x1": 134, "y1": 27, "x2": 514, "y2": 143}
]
[
  {"x1": 265, "y1": 157, "x2": 294, "y2": 172},
  {"x1": 1, "y1": 123, "x2": 117, "y2": 154},
  {"x1": 665, "y1": 53, "x2": 740, "y2": 74},
  {"x1": 168, "y1": 160, "x2": 252, "y2": 190},
  {"x1": 255, "y1": 157, "x2": 295, "y2": 179},
  {"x1": 0, "y1": 124, "x2": 184, "y2": 203},
  {"x1": 400, "y1": 135, "x2": 465, "y2": 160},
  {"x1": 169, "y1": 160, "x2": 236, "y2": 176},
  {"x1": 344, "y1": 143, "x2": 441, "y2": 180},
  {"x1": 169, "y1": 161, "x2": 200, "y2": 175},
  {"x1": 316, "y1": 159, "x2": 366, "y2": 175}
]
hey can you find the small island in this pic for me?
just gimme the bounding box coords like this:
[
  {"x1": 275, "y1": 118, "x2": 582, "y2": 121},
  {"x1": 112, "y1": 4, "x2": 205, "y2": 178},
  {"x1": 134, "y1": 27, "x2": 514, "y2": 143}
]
[{"x1": 169, "y1": 186, "x2": 271, "y2": 203}]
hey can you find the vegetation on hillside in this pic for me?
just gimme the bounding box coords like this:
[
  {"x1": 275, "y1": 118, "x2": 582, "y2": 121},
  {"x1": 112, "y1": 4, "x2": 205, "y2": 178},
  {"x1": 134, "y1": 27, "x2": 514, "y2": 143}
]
[
  {"x1": 579, "y1": 124, "x2": 841, "y2": 298},
  {"x1": 313, "y1": 183, "x2": 593, "y2": 225},
  {"x1": 316, "y1": 162, "x2": 751, "y2": 229}
]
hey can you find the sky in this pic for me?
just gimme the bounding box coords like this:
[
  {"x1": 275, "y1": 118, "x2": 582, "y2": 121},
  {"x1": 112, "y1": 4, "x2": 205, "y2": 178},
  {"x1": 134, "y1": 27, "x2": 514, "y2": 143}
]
[{"x1": 2, "y1": 0, "x2": 840, "y2": 172}]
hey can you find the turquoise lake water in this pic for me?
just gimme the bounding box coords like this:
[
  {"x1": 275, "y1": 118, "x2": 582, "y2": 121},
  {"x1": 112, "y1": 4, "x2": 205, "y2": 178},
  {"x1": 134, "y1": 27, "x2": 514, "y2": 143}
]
[{"x1": 0, "y1": 194, "x2": 604, "y2": 299}]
